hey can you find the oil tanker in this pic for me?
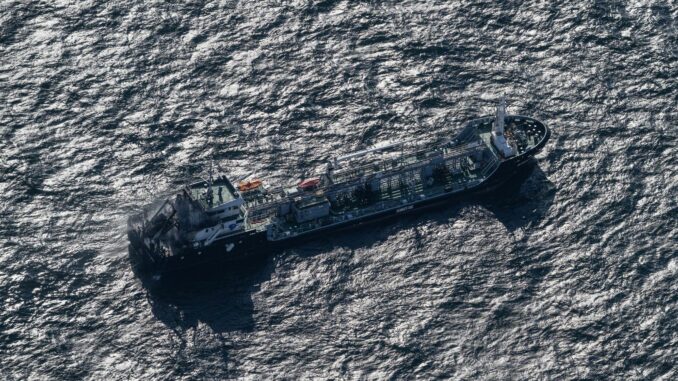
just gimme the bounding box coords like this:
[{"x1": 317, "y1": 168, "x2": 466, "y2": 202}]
[{"x1": 128, "y1": 99, "x2": 549, "y2": 277}]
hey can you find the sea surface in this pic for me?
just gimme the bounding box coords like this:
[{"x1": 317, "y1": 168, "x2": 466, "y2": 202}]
[{"x1": 1, "y1": 1, "x2": 676, "y2": 379}]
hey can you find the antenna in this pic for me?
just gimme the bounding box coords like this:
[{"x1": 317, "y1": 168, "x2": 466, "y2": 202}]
[{"x1": 205, "y1": 158, "x2": 214, "y2": 208}]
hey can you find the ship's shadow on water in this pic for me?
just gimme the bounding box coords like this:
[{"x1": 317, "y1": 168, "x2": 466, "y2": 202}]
[
  {"x1": 141, "y1": 256, "x2": 274, "y2": 334},
  {"x1": 140, "y1": 162, "x2": 555, "y2": 335},
  {"x1": 476, "y1": 164, "x2": 556, "y2": 234}
]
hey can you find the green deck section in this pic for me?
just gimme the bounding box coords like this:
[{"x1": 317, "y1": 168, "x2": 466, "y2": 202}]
[
  {"x1": 268, "y1": 133, "x2": 499, "y2": 240},
  {"x1": 295, "y1": 194, "x2": 328, "y2": 209},
  {"x1": 261, "y1": 116, "x2": 547, "y2": 240}
]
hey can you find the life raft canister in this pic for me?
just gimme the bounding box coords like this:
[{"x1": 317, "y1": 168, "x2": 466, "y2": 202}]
[
  {"x1": 298, "y1": 177, "x2": 320, "y2": 190},
  {"x1": 237, "y1": 179, "x2": 263, "y2": 192}
]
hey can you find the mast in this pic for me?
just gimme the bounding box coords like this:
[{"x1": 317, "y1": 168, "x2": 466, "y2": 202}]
[
  {"x1": 493, "y1": 96, "x2": 507, "y2": 135},
  {"x1": 491, "y1": 96, "x2": 515, "y2": 157},
  {"x1": 206, "y1": 160, "x2": 214, "y2": 207}
]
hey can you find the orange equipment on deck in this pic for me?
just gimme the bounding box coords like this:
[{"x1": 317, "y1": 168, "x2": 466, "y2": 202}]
[
  {"x1": 237, "y1": 179, "x2": 263, "y2": 192},
  {"x1": 298, "y1": 177, "x2": 320, "y2": 190}
]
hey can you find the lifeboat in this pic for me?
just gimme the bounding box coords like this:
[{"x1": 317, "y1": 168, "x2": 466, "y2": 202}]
[
  {"x1": 238, "y1": 179, "x2": 263, "y2": 192},
  {"x1": 298, "y1": 177, "x2": 320, "y2": 190}
]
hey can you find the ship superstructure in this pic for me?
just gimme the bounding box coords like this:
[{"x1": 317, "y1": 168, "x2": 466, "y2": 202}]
[{"x1": 128, "y1": 99, "x2": 549, "y2": 275}]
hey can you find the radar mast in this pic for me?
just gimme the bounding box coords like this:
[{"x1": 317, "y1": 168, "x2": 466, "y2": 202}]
[{"x1": 491, "y1": 96, "x2": 516, "y2": 157}]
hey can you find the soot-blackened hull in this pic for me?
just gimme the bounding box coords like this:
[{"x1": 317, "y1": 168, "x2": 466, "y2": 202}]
[{"x1": 130, "y1": 151, "x2": 546, "y2": 279}]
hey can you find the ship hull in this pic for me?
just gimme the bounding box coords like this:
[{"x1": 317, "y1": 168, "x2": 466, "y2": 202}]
[{"x1": 129, "y1": 141, "x2": 547, "y2": 279}]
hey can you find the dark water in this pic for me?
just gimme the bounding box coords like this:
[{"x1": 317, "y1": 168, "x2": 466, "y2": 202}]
[{"x1": 1, "y1": 1, "x2": 676, "y2": 379}]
